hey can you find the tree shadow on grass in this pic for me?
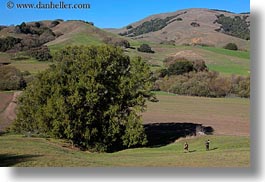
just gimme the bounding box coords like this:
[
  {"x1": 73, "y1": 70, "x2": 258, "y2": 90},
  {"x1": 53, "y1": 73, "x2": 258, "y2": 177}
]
[
  {"x1": 0, "y1": 154, "x2": 42, "y2": 167},
  {"x1": 143, "y1": 122, "x2": 214, "y2": 147}
]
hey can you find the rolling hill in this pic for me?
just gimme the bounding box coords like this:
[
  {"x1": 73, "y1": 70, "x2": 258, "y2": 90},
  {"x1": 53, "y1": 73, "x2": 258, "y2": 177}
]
[
  {"x1": 0, "y1": 8, "x2": 250, "y2": 76},
  {"x1": 46, "y1": 20, "x2": 124, "y2": 51},
  {"x1": 107, "y1": 8, "x2": 250, "y2": 50},
  {"x1": 0, "y1": 20, "x2": 123, "y2": 53}
]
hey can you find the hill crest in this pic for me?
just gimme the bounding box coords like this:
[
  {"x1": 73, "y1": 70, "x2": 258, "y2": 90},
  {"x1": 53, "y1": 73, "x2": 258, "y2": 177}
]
[{"x1": 106, "y1": 8, "x2": 250, "y2": 49}]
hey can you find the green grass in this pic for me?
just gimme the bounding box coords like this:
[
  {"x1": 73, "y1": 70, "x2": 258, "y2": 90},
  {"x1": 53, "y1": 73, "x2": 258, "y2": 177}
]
[
  {"x1": 66, "y1": 34, "x2": 103, "y2": 46},
  {"x1": 0, "y1": 42, "x2": 250, "y2": 76},
  {"x1": 0, "y1": 134, "x2": 250, "y2": 167},
  {"x1": 202, "y1": 46, "x2": 250, "y2": 59},
  {"x1": 0, "y1": 52, "x2": 11, "y2": 63},
  {"x1": 208, "y1": 65, "x2": 249, "y2": 75},
  {"x1": 125, "y1": 44, "x2": 250, "y2": 76},
  {"x1": 48, "y1": 34, "x2": 103, "y2": 53},
  {"x1": 197, "y1": 46, "x2": 250, "y2": 75},
  {"x1": 152, "y1": 91, "x2": 176, "y2": 96},
  {"x1": 11, "y1": 60, "x2": 52, "y2": 74}
]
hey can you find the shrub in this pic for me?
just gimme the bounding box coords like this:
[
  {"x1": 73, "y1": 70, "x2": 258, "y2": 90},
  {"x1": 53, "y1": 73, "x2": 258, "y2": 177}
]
[
  {"x1": 13, "y1": 45, "x2": 156, "y2": 152},
  {"x1": 167, "y1": 60, "x2": 194, "y2": 76},
  {"x1": 137, "y1": 44, "x2": 155, "y2": 53},
  {"x1": 34, "y1": 22, "x2": 41, "y2": 28},
  {"x1": 27, "y1": 46, "x2": 52, "y2": 61},
  {"x1": 0, "y1": 36, "x2": 22, "y2": 52},
  {"x1": 86, "y1": 22, "x2": 94, "y2": 26},
  {"x1": 50, "y1": 20, "x2": 60, "y2": 27},
  {"x1": 156, "y1": 71, "x2": 249, "y2": 98},
  {"x1": 0, "y1": 26, "x2": 7, "y2": 31},
  {"x1": 224, "y1": 43, "x2": 238, "y2": 50},
  {"x1": 104, "y1": 37, "x2": 130, "y2": 48},
  {"x1": 126, "y1": 25, "x2": 133, "y2": 29},
  {"x1": 17, "y1": 22, "x2": 31, "y2": 34},
  {"x1": 191, "y1": 22, "x2": 200, "y2": 27},
  {"x1": 0, "y1": 65, "x2": 30, "y2": 91},
  {"x1": 161, "y1": 57, "x2": 208, "y2": 77},
  {"x1": 192, "y1": 59, "x2": 208, "y2": 72}
]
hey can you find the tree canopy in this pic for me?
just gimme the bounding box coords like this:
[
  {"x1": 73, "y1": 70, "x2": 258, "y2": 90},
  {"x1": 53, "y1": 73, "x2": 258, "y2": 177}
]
[
  {"x1": 13, "y1": 45, "x2": 155, "y2": 152},
  {"x1": 137, "y1": 44, "x2": 155, "y2": 53}
]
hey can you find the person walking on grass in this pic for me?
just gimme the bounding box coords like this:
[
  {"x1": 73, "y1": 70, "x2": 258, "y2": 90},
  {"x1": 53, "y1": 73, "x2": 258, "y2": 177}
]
[
  {"x1": 205, "y1": 139, "x2": 210, "y2": 151},
  {"x1": 184, "y1": 142, "x2": 189, "y2": 153}
]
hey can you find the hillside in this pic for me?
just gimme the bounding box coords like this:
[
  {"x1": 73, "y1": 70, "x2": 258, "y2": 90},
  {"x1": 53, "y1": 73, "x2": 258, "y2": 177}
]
[
  {"x1": 0, "y1": 134, "x2": 250, "y2": 167},
  {"x1": 46, "y1": 20, "x2": 124, "y2": 51},
  {"x1": 0, "y1": 10, "x2": 250, "y2": 76},
  {"x1": 107, "y1": 8, "x2": 250, "y2": 50},
  {"x1": 0, "y1": 20, "x2": 125, "y2": 53}
]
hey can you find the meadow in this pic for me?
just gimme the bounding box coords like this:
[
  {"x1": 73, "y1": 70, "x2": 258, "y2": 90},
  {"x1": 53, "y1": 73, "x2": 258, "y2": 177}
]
[
  {"x1": 144, "y1": 92, "x2": 250, "y2": 136},
  {"x1": 0, "y1": 92, "x2": 250, "y2": 167},
  {"x1": 0, "y1": 41, "x2": 250, "y2": 167},
  {"x1": 0, "y1": 44, "x2": 250, "y2": 76},
  {"x1": 0, "y1": 134, "x2": 249, "y2": 167}
]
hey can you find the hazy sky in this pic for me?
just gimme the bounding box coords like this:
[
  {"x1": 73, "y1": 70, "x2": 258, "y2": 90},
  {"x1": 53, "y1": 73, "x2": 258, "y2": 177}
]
[{"x1": 1, "y1": 0, "x2": 250, "y2": 28}]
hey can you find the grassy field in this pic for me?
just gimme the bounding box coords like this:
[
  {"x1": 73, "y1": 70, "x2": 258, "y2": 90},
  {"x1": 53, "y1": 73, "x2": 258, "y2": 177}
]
[
  {"x1": 0, "y1": 134, "x2": 250, "y2": 167},
  {"x1": 11, "y1": 60, "x2": 52, "y2": 74},
  {"x1": 202, "y1": 47, "x2": 250, "y2": 59},
  {"x1": 199, "y1": 47, "x2": 250, "y2": 75},
  {"x1": 125, "y1": 44, "x2": 250, "y2": 75},
  {"x1": 0, "y1": 92, "x2": 250, "y2": 167},
  {"x1": 144, "y1": 92, "x2": 250, "y2": 136},
  {"x1": 0, "y1": 43, "x2": 250, "y2": 76},
  {"x1": 0, "y1": 53, "x2": 52, "y2": 74}
]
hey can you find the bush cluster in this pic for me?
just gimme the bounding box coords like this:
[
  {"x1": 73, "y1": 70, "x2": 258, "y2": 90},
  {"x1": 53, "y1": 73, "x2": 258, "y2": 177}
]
[
  {"x1": 137, "y1": 44, "x2": 155, "y2": 53},
  {"x1": 223, "y1": 43, "x2": 238, "y2": 50},
  {"x1": 160, "y1": 57, "x2": 208, "y2": 77},
  {"x1": 156, "y1": 71, "x2": 250, "y2": 98},
  {"x1": 0, "y1": 65, "x2": 32, "y2": 91},
  {"x1": 154, "y1": 57, "x2": 249, "y2": 98},
  {"x1": 0, "y1": 36, "x2": 22, "y2": 52},
  {"x1": 27, "y1": 45, "x2": 52, "y2": 61},
  {"x1": 190, "y1": 22, "x2": 200, "y2": 27},
  {"x1": 103, "y1": 37, "x2": 130, "y2": 48}
]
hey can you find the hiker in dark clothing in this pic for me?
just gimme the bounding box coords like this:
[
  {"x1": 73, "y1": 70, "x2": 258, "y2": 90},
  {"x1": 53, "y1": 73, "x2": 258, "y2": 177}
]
[
  {"x1": 184, "y1": 142, "x2": 189, "y2": 153},
  {"x1": 205, "y1": 139, "x2": 210, "y2": 151}
]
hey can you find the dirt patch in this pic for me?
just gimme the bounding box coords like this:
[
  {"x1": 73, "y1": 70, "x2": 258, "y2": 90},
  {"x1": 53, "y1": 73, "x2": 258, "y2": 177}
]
[
  {"x1": 170, "y1": 50, "x2": 204, "y2": 61},
  {"x1": 0, "y1": 91, "x2": 22, "y2": 131},
  {"x1": 0, "y1": 92, "x2": 13, "y2": 113}
]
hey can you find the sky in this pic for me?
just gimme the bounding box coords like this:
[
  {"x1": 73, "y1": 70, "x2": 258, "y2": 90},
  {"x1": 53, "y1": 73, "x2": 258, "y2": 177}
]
[{"x1": 0, "y1": 0, "x2": 250, "y2": 28}]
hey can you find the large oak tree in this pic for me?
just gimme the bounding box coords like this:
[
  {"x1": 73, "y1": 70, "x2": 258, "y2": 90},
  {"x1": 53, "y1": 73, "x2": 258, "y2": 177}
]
[{"x1": 13, "y1": 45, "x2": 155, "y2": 152}]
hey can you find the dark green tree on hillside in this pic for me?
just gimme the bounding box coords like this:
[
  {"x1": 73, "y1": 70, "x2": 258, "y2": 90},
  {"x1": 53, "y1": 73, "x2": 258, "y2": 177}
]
[
  {"x1": 223, "y1": 43, "x2": 238, "y2": 51},
  {"x1": 13, "y1": 45, "x2": 155, "y2": 152},
  {"x1": 137, "y1": 44, "x2": 155, "y2": 53}
]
